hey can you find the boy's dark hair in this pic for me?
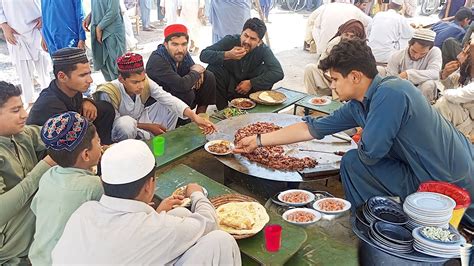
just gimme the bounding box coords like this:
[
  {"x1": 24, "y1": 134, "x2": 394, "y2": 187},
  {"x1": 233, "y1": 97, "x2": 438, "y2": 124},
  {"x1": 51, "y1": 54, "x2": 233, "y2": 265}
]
[
  {"x1": 118, "y1": 69, "x2": 145, "y2": 80},
  {"x1": 47, "y1": 122, "x2": 97, "y2": 167},
  {"x1": 0, "y1": 81, "x2": 22, "y2": 108},
  {"x1": 53, "y1": 58, "x2": 89, "y2": 79},
  {"x1": 455, "y1": 7, "x2": 473, "y2": 22},
  {"x1": 164, "y1": 32, "x2": 189, "y2": 43},
  {"x1": 409, "y1": 38, "x2": 434, "y2": 49},
  {"x1": 354, "y1": 0, "x2": 369, "y2": 4},
  {"x1": 102, "y1": 168, "x2": 155, "y2": 199},
  {"x1": 242, "y1": 18, "x2": 267, "y2": 40},
  {"x1": 319, "y1": 39, "x2": 378, "y2": 79}
]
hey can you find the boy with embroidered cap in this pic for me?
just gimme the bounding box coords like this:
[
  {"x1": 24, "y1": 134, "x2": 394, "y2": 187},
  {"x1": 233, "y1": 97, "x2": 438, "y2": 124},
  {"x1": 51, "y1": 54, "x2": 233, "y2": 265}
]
[
  {"x1": 146, "y1": 24, "x2": 216, "y2": 114},
  {"x1": 52, "y1": 139, "x2": 241, "y2": 265},
  {"x1": 386, "y1": 28, "x2": 442, "y2": 103},
  {"x1": 95, "y1": 52, "x2": 216, "y2": 142},
  {"x1": 29, "y1": 111, "x2": 103, "y2": 265},
  {"x1": 0, "y1": 81, "x2": 56, "y2": 264}
]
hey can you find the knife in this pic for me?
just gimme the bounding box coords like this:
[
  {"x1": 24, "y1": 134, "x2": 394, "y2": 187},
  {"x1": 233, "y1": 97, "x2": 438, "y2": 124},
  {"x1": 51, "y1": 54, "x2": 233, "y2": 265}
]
[
  {"x1": 332, "y1": 133, "x2": 353, "y2": 142},
  {"x1": 298, "y1": 149, "x2": 346, "y2": 156}
]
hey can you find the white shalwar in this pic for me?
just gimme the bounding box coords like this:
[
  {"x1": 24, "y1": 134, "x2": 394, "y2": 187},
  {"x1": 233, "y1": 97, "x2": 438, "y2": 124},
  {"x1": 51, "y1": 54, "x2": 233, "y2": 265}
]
[
  {"x1": 99, "y1": 79, "x2": 189, "y2": 142},
  {"x1": 310, "y1": 3, "x2": 372, "y2": 56},
  {"x1": 435, "y1": 83, "x2": 474, "y2": 136},
  {"x1": 178, "y1": 0, "x2": 204, "y2": 48},
  {"x1": 0, "y1": 0, "x2": 51, "y2": 105},
  {"x1": 368, "y1": 9, "x2": 414, "y2": 64},
  {"x1": 160, "y1": 0, "x2": 179, "y2": 24},
  {"x1": 120, "y1": 0, "x2": 138, "y2": 50},
  {"x1": 51, "y1": 193, "x2": 241, "y2": 265}
]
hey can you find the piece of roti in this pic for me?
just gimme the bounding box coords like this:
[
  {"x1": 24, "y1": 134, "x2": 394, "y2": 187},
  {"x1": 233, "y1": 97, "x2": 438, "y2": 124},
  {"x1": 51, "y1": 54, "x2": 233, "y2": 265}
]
[
  {"x1": 258, "y1": 91, "x2": 277, "y2": 103},
  {"x1": 216, "y1": 202, "x2": 270, "y2": 235}
]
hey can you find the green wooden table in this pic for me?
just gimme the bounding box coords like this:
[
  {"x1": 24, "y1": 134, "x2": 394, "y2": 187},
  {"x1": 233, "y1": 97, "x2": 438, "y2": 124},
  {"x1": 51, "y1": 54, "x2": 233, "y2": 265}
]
[
  {"x1": 154, "y1": 88, "x2": 308, "y2": 168},
  {"x1": 154, "y1": 164, "x2": 308, "y2": 265},
  {"x1": 293, "y1": 95, "x2": 344, "y2": 115}
]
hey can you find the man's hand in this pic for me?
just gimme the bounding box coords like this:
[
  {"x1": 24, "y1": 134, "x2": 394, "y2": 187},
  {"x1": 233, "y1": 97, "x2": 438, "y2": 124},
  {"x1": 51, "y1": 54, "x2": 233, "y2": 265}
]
[
  {"x1": 149, "y1": 124, "x2": 167, "y2": 135},
  {"x1": 1, "y1": 23, "x2": 18, "y2": 45},
  {"x1": 82, "y1": 100, "x2": 98, "y2": 121},
  {"x1": 41, "y1": 38, "x2": 48, "y2": 52},
  {"x1": 441, "y1": 61, "x2": 460, "y2": 80},
  {"x1": 190, "y1": 64, "x2": 205, "y2": 74},
  {"x1": 185, "y1": 183, "x2": 203, "y2": 197},
  {"x1": 77, "y1": 40, "x2": 86, "y2": 50},
  {"x1": 95, "y1": 26, "x2": 103, "y2": 44},
  {"x1": 399, "y1": 71, "x2": 408, "y2": 79},
  {"x1": 156, "y1": 195, "x2": 184, "y2": 212},
  {"x1": 224, "y1": 46, "x2": 247, "y2": 60},
  {"x1": 198, "y1": 7, "x2": 204, "y2": 19},
  {"x1": 233, "y1": 135, "x2": 258, "y2": 154},
  {"x1": 43, "y1": 155, "x2": 57, "y2": 167},
  {"x1": 34, "y1": 17, "x2": 42, "y2": 29},
  {"x1": 83, "y1": 13, "x2": 91, "y2": 32},
  {"x1": 235, "y1": 80, "x2": 252, "y2": 95},
  {"x1": 193, "y1": 114, "x2": 217, "y2": 134},
  {"x1": 194, "y1": 73, "x2": 204, "y2": 90}
]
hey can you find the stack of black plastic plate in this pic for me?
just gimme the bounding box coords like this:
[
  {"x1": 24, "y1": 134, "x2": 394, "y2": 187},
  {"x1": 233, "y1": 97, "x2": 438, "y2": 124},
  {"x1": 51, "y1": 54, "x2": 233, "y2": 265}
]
[
  {"x1": 369, "y1": 221, "x2": 414, "y2": 254},
  {"x1": 363, "y1": 196, "x2": 408, "y2": 226}
]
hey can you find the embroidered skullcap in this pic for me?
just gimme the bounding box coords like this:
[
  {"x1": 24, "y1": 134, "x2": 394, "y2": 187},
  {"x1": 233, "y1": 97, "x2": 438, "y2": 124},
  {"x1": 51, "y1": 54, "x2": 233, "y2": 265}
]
[
  {"x1": 52, "y1": 47, "x2": 89, "y2": 66},
  {"x1": 412, "y1": 28, "x2": 436, "y2": 42},
  {"x1": 101, "y1": 139, "x2": 156, "y2": 185},
  {"x1": 117, "y1": 52, "x2": 144, "y2": 72},
  {"x1": 41, "y1": 111, "x2": 89, "y2": 152},
  {"x1": 391, "y1": 0, "x2": 403, "y2": 5},
  {"x1": 164, "y1": 24, "x2": 188, "y2": 38}
]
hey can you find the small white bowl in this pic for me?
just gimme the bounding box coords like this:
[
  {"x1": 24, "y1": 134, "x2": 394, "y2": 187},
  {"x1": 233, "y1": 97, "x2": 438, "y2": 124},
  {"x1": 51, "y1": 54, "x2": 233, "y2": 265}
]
[
  {"x1": 313, "y1": 198, "x2": 351, "y2": 214},
  {"x1": 308, "y1": 96, "x2": 332, "y2": 106},
  {"x1": 278, "y1": 189, "x2": 315, "y2": 206},
  {"x1": 282, "y1": 208, "x2": 322, "y2": 226},
  {"x1": 204, "y1": 140, "x2": 234, "y2": 156}
]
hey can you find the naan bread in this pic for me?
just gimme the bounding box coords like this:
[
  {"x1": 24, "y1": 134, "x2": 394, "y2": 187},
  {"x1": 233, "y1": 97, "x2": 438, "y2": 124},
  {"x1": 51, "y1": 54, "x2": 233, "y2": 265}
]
[
  {"x1": 216, "y1": 202, "x2": 270, "y2": 235},
  {"x1": 258, "y1": 91, "x2": 276, "y2": 103}
]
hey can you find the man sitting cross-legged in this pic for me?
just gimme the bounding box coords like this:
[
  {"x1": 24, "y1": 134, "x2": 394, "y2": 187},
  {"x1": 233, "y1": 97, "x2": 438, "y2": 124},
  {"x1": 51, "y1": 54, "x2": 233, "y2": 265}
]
[
  {"x1": 95, "y1": 52, "x2": 216, "y2": 142},
  {"x1": 52, "y1": 139, "x2": 241, "y2": 265},
  {"x1": 200, "y1": 17, "x2": 284, "y2": 110}
]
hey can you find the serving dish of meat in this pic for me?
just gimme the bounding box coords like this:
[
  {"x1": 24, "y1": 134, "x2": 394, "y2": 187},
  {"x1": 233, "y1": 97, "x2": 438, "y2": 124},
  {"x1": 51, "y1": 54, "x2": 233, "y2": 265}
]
[
  {"x1": 282, "y1": 208, "x2": 322, "y2": 225},
  {"x1": 277, "y1": 189, "x2": 315, "y2": 206},
  {"x1": 205, "y1": 140, "x2": 234, "y2": 155},
  {"x1": 308, "y1": 97, "x2": 331, "y2": 106},
  {"x1": 230, "y1": 98, "x2": 256, "y2": 110},
  {"x1": 313, "y1": 198, "x2": 351, "y2": 214},
  {"x1": 234, "y1": 122, "x2": 317, "y2": 171}
]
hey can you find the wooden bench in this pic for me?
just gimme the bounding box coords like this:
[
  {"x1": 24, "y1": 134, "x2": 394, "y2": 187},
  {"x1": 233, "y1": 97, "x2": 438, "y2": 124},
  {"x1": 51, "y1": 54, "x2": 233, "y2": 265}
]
[
  {"x1": 293, "y1": 95, "x2": 344, "y2": 115},
  {"x1": 154, "y1": 164, "x2": 308, "y2": 265}
]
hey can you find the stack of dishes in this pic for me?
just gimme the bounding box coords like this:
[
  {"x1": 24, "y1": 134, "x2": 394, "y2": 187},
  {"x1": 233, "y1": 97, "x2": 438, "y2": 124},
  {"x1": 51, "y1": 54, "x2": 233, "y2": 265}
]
[
  {"x1": 412, "y1": 226, "x2": 466, "y2": 258},
  {"x1": 403, "y1": 192, "x2": 455, "y2": 230},
  {"x1": 362, "y1": 196, "x2": 408, "y2": 226},
  {"x1": 369, "y1": 221, "x2": 414, "y2": 254}
]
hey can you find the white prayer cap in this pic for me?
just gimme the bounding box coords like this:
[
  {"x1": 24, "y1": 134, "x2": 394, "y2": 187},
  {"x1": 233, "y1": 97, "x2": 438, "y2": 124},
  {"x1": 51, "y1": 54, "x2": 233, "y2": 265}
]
[
  {"x1": 412, "y1": 28, "x2": 436, "y2": 42},
  {"x1": 101, "y1": 139, "x2": 156, "y2": 185},
  {"x1": 391, "y1": 0, "x2": 403, "y2": 5}
]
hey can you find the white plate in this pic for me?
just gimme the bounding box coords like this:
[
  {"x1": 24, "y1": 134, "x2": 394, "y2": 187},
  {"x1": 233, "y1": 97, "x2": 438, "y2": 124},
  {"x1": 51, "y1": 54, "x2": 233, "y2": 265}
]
[
  {"x1": 313, "y1": 198, "x2": 351, "y2": 214},
  {"x1": 308, "y1": 96, "x2": 331, "y2": 106},
  {"x1": 405, "y1": 192, "x2": 456, "y2": 213},
  {"x1": 204, "y1": 140, "x2": 235, "y2": 156},
  {"x1": 282, "y1": 208, "x2": 322, "y2": 226},
  {"x1": 278, "y1": 189, "x2": 315, "y2": 206}
]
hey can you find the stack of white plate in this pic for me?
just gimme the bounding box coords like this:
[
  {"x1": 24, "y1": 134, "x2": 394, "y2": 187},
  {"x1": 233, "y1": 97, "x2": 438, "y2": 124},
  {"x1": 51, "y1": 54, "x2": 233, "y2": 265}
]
[
  {"x1": 403, "y1": 192, "x2": 455, "y2": 231},
  {"x1": 412, "y1": 227, "x2": 466, "y2": 258}
]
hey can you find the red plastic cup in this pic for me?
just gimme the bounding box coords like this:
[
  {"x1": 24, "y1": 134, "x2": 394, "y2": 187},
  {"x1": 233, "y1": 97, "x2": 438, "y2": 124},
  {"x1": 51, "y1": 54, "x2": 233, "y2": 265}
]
[{"x1": 264, "y1": 224, "x2": 282, "y2": 252}]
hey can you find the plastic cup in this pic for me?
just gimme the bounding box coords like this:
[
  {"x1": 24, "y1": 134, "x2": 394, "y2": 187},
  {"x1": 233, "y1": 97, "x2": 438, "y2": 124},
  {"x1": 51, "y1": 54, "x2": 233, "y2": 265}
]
[
  {"x1": 460, "y1": 244, "x2": 472, "y2": 266},
  {"x1": 152, "y1": 136, "x2": 165, "y2": 156},
  {"x1": 264, "y1": 224, "x2": 282, "y2": 252}
]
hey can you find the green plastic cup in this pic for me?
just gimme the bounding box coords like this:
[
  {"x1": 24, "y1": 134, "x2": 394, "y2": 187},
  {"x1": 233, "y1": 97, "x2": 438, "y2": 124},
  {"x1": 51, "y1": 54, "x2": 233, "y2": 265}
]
[{"x1": 152, "y1": 136, "x2": 165, "y2": 156}]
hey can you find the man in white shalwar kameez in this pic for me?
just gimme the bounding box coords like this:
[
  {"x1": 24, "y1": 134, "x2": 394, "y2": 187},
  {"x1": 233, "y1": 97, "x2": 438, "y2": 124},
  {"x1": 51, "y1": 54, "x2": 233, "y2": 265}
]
[
  {"x1": 94, "y1": 53, "x2": 216, "y2": 142},
  {"x1": 0, "y1": 0, "x2": 51, "y2": 106},
  {"x1": 177, "y1": 0, "x2": 205, "y2": 53},
  {"x1": 160, "y1": 0, "x2": 179, "y2": 24},
  {"x1": 368, "y1": 0, "x2": 414, "y2": 64},
  {"x1": 309, "y1": 3, "x2": 372, "y2": 57},
  {"x1": 52, "y1": 139, "x2": 242, "y2": 265},
  {"x1": 386, "y1": 29, "x2": 442, "y2": 103}
]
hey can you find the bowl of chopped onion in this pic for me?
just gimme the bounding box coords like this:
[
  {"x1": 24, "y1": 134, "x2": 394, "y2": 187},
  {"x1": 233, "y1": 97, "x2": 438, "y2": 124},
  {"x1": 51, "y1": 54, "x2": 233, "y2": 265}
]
[{"x1": 282, "y1": 208, "x2": 322, "y2": 226}]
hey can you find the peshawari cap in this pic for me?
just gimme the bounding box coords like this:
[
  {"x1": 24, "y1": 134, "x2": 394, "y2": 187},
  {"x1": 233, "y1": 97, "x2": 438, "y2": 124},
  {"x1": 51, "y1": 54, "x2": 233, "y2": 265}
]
[
  {"x1": 52, "y1": 47, "x2": 88, "y2": 66},
  {"x1": 164, "y1": 24, "x2": 188, "y2": 38},
  {"x1": 41, "y1": 111, "x2": 89, "y2": 152},
  {"x1": 413, "y1": 28, "x2": 436, "y2": 42},
  {"x1": 101, "y1": 139, "x2": 156, "y2": 185},
  {"x1": 391, "y1": 0, "x2": 403, "y2": 5},
  {"x1": 117, "y1": 52, "x2": 144, "y2": 72}
]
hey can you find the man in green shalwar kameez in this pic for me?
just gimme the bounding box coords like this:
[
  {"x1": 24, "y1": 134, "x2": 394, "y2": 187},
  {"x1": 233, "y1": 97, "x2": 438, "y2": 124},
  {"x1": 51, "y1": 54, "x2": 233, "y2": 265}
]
[{"x1": 84, "y1": 0, "x2": 126, "y2": 81}]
